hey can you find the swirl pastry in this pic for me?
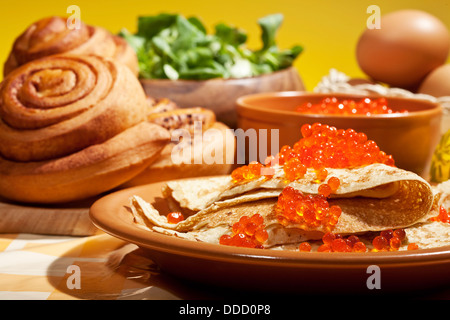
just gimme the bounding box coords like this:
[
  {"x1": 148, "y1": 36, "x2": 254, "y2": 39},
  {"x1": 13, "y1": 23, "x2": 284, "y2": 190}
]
[
  {"x1": 3, "y1": 16, "x2": 138, "y2": 76},
  {"x1": 0, "y1": 54, "x2": 170, "y2": 203}
]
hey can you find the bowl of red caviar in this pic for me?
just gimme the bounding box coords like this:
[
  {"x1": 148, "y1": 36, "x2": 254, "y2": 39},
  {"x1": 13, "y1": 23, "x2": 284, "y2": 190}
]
[{"x1": 236, "y1": 91, "x2": 442, "y2": 177}]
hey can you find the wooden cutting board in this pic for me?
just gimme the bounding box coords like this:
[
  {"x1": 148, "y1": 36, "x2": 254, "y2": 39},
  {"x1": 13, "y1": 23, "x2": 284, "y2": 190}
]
[{"x1": 0, "y1": 195, "x2": 101, "y2": 236}]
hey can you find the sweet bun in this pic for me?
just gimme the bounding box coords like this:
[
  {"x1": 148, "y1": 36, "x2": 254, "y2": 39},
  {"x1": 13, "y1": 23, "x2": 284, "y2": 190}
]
[
  {"x1": 0, "y1": 54, "x2": 148, "y2": 162},
  {"x1": 0, "y1": 54, "x2": 170, "y2": 203},
  {"x1": 0, "y1": 122, "x2": 169, "y2": 203},
  {"x1": 3, "y1": 16, "x2": 138, "y2": 76}
]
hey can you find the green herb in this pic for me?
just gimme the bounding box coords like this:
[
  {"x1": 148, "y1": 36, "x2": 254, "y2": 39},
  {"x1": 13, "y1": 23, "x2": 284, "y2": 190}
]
[{"x1": 119, "y1": 13, "x2": 303, "y2": 80}]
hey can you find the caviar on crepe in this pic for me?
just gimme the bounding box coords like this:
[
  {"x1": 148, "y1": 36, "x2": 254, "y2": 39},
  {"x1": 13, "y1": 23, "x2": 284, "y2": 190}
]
[
  {"x1": 318, "y1": 183, "x2": 333, "y2": 197},
  {"x1": 167, "y1": 212, "x2": 184, "y2": 224},
  {"x1": 310, "y1": 228, "x2": 414, "y2": 253},
  {"x1": 327, "y1": 177, "x2": 340, "y2": 192},
  {"x1": 407, "y1": 243, "x2": 419, "y2": 250},
  {"x1": 226, "y1": 122, "x2": 405, "y2": 253},
  {"x1": 230, "y1": 123, "x2": 395, "y2": 185},
  {"x1": 372, "y1": 235, "x2": 389, "y2": 251},
  {"x1": 219, "y1": 214, "x2": 268, "y2": 248},
  {"x1": 430, "y1": 206, "x2": 450, "y2": 223},
  {"x1": 278, "y1": 123, "x2": 395, "y2": 174},
  {"x1": 276, "y1": 186, "x2": 341, "y2": 232},
  {"x1": 283, "y1": 158, "x2": 307, "y2": 181},
  {"x1": 298, "y1": 242, "x2": 312, "y2": 252},
  {"x1": 295, "y1": 97, "x2": 408, "y2": 115},
  {"x1": 371, "y1": 228, "x2": 416, "y2": 252},
  {"x1": 316, "y1": 232, "x2": 367, "y2": 253},
  {"x1": 231, "y1": 161, "x2": 266, "y2": 184}
]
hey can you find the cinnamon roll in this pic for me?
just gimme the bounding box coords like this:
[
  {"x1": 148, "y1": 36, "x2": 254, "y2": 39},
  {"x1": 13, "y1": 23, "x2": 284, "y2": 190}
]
[
  {"x1": 3, "y1": 16, "x2": 138, "y2": 76},
  {"x1": 0, "y1": 54, "x2": 170, "y2": 203}
]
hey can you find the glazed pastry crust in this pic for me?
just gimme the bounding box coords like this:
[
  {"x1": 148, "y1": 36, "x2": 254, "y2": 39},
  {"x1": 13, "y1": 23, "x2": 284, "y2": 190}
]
[{"x1": 3, "y1": 16, "x2": 138, "y2": 76}]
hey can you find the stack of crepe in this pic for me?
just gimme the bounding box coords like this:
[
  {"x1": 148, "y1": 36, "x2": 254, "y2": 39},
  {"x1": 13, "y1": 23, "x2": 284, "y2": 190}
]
[{"x1": 129, "y1": 163, "x2": 450, "y2": 251}]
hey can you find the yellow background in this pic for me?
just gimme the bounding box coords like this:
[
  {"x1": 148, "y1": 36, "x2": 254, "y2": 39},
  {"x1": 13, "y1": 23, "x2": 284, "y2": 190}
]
[{"x1": 1, "y1": 0, "x2": 449, "y2": 89}]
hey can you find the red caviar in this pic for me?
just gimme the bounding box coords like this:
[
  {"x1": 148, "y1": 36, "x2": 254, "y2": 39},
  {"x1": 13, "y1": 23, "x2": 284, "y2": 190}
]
[
  {"x1": 319, "y1": 232, "x2": 367, "y2": 252},
  {"x1": 315, "y1": 168, "x2": 328, "y2": 181},
  {"x1": 316, "y1": 229, "x2": 411, "y2": 253},
  {"x1": 430, "y1": 206, "x2": 450, "y2": 223},
  {"x1": 297, "y1": 228, "x2": 412, "y2": 254},
  {"x1": 299, "y1": 242, "x2": 312, "y2": 252},
  {"x1": 390, "y1": 237, "x2": 402, "y2": 250},
  {"x1": 393, "y1": 228, "x2": 406, "y2": 241},
  {"x1": 331, "y1": 238, "x2": 352, "y2": 252},
  {"x1": 277, "y1": 123, "x2": 395, "y2": 172},
  {"x1": 407, "y1": 243, "x2": 419, "y2": 250},
  {"x1": 322, "y1": 232, "x2": 336, "y2": 245},
  {"x1": 352, "y1": 241, "x2": 367, "y2": 253},
  {"x1": 371, "y1": 228, "x2": 408, "y2": 251},
  {"x1": 317, "y1": 176, "x2": 342, "y2": 198},
  {"x1": 167, "y1": 212, "x2": 184, "y2": 224},
  {"x1": 380, "y1": 229, "x2": 394, "y2": 241},
  {"x1": 295, "y1": 97, "x2": 407, "y2": 116},
  {"x1": 230, "y1": 123, "x2": 394, "y2": 185},
  {"x1": 317, "y1": 243, "x2": 332, "y2": 252},
  {"x1": 276, "y1": 186, "x2": 341, "y2": 232},
  {"x1": 327, "y1": 177, "x2": 341, "y2": 192},
  {"x1": 318, "y1": 184, "x2": 332, "y2": 197},
  {"x1": 231, "y1": 161, "x2": 266, "y2": 183},
  {"x1": 346, "y1": 235, "x2": 360, "y2": 247},
  {"x1": 284, "y1": 158, "x2": 307, "y2": 181},
  {"x1": 220, "y1": 214, "x2": 268, "y2": 248},
  {"x1": 372, "y1": 236, "x2": 389, "y2": 251}
]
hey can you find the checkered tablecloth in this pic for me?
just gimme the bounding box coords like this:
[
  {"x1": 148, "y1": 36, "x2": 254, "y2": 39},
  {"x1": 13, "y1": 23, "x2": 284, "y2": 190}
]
[
  {"x1": 0, "y1": 232, "x2": 197, "y2": 300},
  {"x1": 2, "y1": 232, "x2": 450, "y2": 300}
]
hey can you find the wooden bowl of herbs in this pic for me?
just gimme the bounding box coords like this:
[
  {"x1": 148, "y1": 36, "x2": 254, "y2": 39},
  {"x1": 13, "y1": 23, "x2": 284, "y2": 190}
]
[{"x1": 120, "y1": 13, "x2": 306, "y2": 128}]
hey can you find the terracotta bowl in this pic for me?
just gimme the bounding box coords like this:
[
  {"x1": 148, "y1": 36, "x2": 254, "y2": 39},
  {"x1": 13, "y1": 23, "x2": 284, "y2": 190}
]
[
  {"x1": 236, "y1": 91, "x2": 443, "y2": 178},
  {"x1": 140, "y1": 67, "x2": 305, "y2": 128}
]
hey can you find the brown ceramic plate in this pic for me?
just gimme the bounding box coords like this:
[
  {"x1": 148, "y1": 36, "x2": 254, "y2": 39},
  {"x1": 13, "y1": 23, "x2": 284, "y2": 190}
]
[{"x1": 89, "y1": 179, "x2": 450, "y2": 294}]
